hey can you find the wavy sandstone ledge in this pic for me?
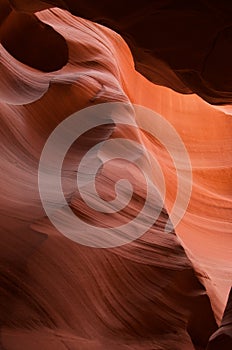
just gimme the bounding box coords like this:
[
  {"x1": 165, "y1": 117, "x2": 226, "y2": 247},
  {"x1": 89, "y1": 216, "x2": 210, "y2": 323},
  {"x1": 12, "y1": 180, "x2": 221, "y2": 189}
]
[
  {"x1": 1, "y1": 0, "x2": 232, "y2": 104},
  {"x1": 0, "y1": 1, "x2": 232, "y2": 349}
]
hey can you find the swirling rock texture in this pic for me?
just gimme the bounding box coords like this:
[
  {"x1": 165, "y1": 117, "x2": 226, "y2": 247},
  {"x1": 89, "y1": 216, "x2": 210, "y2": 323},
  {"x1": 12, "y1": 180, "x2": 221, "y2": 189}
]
[{"x1": 0, "y1": 1, "x2": 232, "y2": 349}]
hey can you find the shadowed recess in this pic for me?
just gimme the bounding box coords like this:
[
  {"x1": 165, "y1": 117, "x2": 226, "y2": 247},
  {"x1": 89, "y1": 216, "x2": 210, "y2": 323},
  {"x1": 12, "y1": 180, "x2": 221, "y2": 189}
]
[{"x1": 0, "y1": 9, "x2": 68, "y2": 72}]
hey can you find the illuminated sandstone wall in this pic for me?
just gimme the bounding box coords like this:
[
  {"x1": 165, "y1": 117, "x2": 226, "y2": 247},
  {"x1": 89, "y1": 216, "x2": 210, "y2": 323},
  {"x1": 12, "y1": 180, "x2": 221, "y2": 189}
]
[{"x1": 0, "y1": 2, "x2": 231, "y2": 349}]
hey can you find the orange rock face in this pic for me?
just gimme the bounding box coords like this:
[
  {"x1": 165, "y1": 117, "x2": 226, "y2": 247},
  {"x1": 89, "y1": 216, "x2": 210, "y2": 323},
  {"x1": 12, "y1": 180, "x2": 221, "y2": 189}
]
[{"x1": 0, "y1": 2, "x2": 231, "y2": 350}]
